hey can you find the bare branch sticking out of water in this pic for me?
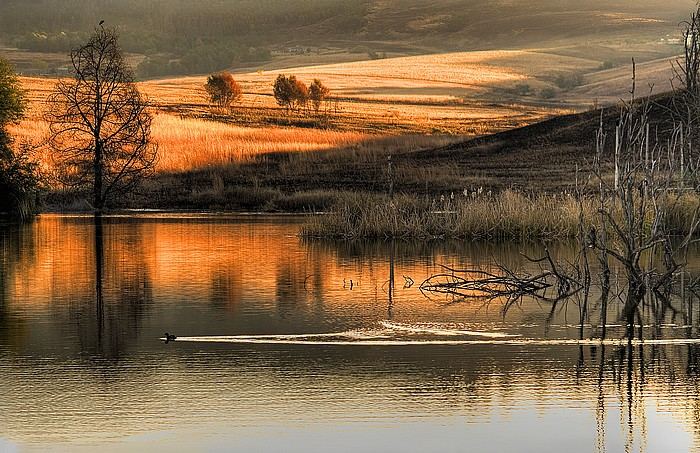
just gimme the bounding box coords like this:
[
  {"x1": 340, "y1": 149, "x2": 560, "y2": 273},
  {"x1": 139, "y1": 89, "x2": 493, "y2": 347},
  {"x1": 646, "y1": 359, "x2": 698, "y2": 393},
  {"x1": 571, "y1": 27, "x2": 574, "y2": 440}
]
[{"x1": 420, "y1": 253, "x2": 584, "y2": 308}]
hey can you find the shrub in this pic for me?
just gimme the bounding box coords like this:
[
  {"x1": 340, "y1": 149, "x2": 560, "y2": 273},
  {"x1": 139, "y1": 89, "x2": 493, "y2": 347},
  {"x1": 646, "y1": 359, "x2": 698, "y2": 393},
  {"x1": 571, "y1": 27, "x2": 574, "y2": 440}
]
[
  {"x1": 273, "y1": 74, "x2": 297, "y2": 111},
  {"x1": 0, "y1": 132, "x2": 41, "y2": 220},
  {"x1": 554, "y1": 72, "x2": 585, "y2": 91},
  {"x1": 540, "y1": 87, "x2": 557, "y2": 99},
  {"x1": 0, "y1": 58, "x2": 40, "y2": 220},
  {"x1": 274, "y1": 75, "x2": 309, "y2": 112},
  {"x1": 0, "y1": 59, "x2": 25, "y2": 124},
  {"x1": 292, "y1": 78, "x2": 309, "y2": 111}
]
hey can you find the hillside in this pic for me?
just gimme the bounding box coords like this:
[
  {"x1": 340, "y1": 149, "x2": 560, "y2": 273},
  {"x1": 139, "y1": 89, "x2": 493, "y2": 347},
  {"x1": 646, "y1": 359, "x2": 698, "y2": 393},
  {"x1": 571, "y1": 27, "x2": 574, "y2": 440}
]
[
  {"x1": 0, "y1": 0, "x2": 694, "y2": 77},
  {"x1": 45, "y1": 92, "x2": 675, "y2": 212},
  {"x1": 11, "y1": 42, "x2": 686, "y2": 211}
]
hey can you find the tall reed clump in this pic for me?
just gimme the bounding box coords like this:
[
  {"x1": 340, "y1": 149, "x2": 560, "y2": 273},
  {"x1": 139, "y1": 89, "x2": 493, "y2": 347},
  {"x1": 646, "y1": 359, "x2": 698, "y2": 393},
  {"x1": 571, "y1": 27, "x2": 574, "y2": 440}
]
[
  {"x1": 300, "y1": 190, "x2": 700, "y2": 240},
  {"x1": 302, "y1": 190, "x2": 586, "y2": 240}
]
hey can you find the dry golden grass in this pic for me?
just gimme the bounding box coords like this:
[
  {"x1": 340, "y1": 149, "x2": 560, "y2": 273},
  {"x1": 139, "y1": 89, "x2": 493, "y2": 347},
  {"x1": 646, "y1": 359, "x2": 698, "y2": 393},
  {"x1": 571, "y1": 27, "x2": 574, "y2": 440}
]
[
  {"x1": 139, "y1": 50, "x2": 583, "y2": 134},
  {"x1": 14, "y1": 48, "x2": 647, "y2": 183},
  {"x1": 146, "y1": 49, "x2": 595, "y2": 100},
  {"x1": 152, "y1": 115, "x2": 369, "y2": 172},
  {"x1": 9, "y1": 112, "x2": 462, "y2": 177},
  {"x1": 13, "y1": 49, "x2": 598, "y2": 149},
  {"x1": 301, "y1": 190, "x2": 588, "y2": 240},
  {"x1": 10, "y1": 46, "x2": 679, "y2": 138}
]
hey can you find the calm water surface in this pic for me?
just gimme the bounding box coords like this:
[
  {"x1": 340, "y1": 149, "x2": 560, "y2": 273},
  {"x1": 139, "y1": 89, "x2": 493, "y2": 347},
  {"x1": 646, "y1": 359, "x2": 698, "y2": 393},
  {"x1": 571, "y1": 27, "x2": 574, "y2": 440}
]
[{"x1": 1, "y1": 214, "x2": 700, "y2": 452}]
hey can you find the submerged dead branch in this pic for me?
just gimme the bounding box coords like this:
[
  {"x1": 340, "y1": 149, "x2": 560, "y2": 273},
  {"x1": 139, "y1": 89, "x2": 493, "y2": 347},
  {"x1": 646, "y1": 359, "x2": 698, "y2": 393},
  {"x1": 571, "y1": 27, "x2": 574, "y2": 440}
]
[{"x1": 420, "y1": 253, "x2": 584, "y2": 308}]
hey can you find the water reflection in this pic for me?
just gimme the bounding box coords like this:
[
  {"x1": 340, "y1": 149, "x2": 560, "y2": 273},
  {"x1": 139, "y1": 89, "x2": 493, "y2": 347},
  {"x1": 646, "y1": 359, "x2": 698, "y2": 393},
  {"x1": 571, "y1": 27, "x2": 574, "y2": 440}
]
[{"x1": 0, "y1": 214, "x2": 699, "y2": 452}]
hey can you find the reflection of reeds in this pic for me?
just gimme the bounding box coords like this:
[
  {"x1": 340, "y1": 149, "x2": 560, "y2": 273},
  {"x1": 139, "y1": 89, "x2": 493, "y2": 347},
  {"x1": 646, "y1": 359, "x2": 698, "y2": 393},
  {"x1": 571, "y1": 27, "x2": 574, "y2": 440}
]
[{"x1": 302, "y1": 190, "x2": 700, "y2": 240}]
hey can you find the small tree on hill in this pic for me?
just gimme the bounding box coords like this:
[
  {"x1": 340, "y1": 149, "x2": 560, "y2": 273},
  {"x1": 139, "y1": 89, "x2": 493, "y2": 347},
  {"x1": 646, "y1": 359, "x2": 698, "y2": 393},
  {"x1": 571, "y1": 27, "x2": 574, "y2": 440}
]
[
  {"x1": 309, "y1": 79, "x2": 330, "y2": 114},
  {"x1": 205, "y1": 71, "x2": 243, "y2": 109},
  {"x1": 273, "y1": 74, "x2": 296, "y2": 112},
  {"x1": 47, "y1": 27, "x2": 157, "y2": 213},
  {"x1": 292, "y1": 78, "x2": 309, "y2": 112}
]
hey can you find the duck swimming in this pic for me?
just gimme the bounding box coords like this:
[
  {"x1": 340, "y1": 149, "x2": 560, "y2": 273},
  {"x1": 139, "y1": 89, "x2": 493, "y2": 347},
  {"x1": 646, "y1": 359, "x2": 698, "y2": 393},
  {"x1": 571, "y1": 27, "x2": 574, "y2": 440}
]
[{"x1": 163, "y1": 332, "x2": 177, "y2": 343}]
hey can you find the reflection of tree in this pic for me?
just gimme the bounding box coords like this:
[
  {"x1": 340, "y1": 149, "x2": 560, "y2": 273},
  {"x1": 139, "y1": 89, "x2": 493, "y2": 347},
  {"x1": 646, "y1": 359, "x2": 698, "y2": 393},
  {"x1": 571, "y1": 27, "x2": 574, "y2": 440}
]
[
  {"x1": 388, "y1": 240, "x2": 395, "y2": 319},
  {"x1": 585, "y1": 342, "x2": 700, "y2": 453},
  {"x1": 275, "y1": 263, "x2": 306, "y2": 319},
  {"x1": 0, "y1": 222, "x2": 36, "y2": 349},
  {"x1": 72, "y1": 216, "x2": 154, "y2": 361},
  {"x1": 210, "y1": 269, "x2": 242, "y2": 310},
  {"x1": 0, "y1": 223, "x2": 14, "y2": 332},
  {"x1": 303, "y1": 236, "x2": 700, "y2": 451}
]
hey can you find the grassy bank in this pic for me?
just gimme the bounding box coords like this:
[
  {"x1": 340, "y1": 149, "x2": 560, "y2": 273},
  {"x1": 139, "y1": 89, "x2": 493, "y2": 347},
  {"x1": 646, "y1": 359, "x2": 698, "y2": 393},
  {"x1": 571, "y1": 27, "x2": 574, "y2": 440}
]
[{"x1": 301, "y1": 191, "x2": 700, "y2": 240}]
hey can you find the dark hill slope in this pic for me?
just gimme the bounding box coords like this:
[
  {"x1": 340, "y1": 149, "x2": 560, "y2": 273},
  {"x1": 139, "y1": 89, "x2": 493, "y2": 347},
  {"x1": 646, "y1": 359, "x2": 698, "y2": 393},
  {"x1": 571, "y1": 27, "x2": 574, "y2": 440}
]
[{"x1": 401, "y1": 93, "x2": 679, "y2": 192}]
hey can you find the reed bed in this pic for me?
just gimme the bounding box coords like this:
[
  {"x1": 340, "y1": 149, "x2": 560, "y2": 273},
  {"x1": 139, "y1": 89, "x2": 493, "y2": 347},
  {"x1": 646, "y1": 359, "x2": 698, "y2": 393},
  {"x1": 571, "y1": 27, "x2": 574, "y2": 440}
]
[{"x1": 301, "y1": 190, "x2": 700, "y2": 240}]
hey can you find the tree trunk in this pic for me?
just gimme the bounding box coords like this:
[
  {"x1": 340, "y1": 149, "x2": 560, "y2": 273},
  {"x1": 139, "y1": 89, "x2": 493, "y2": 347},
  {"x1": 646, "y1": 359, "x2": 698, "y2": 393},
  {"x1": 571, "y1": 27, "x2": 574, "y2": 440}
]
[{"x1": 94, "y1": 141, "x2": 103, "y2": 213}]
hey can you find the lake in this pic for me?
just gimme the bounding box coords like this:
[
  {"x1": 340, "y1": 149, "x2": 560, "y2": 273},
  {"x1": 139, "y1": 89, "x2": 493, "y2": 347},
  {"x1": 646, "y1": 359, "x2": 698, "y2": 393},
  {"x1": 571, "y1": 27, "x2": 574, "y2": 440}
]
[{"x1": 1, "y1": 214, "x2": 699, "y2": 452}]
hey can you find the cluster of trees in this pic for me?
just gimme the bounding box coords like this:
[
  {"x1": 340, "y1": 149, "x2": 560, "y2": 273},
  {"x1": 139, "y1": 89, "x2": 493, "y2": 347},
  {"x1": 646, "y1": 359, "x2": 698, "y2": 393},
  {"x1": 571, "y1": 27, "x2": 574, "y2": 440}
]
[
  {"x1": 204, "y1": 72, "x2": 331, "y2": 115},
  {"x1": 273, "y1": 75, "x2": 330, "y2": 114},
  {"x1": 554, "y1": 72, "x2": 585, "y2": 91}
]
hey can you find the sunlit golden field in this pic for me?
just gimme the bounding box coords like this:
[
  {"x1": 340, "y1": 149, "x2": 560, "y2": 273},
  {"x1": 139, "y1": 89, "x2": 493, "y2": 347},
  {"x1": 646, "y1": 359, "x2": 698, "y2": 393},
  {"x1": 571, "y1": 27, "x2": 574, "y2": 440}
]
[
  {"x1": 22, "y1": 49, "x2": 595, "y2": 120},
  {"x1": 153, "y1": 116, "x2": 368, "y2": 172},
  {"x1": 140, "y1": 49, "x2": 587, "y2": 135},
  {"x1": 8, "y1": 48, "x2": 679, "y2": 183},
  {"x1": 141, "y1": 48, "x2": 679, "y2": 110},
  {"x1": 9, "y1": 113, "x2": 464, "y2": 176},
  {"x1": 6, "y1": 50, "x2": 563, "y2": 178}
]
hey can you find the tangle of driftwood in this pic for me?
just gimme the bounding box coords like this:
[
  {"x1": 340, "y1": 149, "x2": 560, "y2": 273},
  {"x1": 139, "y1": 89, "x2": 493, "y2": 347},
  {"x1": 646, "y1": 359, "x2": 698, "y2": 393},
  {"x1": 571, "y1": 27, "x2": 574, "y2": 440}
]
[{"x1": 420, "y1": 250, "x2": 584, "y2": 306}]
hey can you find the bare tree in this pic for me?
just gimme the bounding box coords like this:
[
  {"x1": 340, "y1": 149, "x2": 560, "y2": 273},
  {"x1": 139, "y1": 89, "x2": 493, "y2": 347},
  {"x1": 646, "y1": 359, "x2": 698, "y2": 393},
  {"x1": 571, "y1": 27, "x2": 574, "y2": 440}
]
[
  {"x1": 47, "y1": 27, "x2": 157, "y2": 213},
  {"x1": 422, "y1": 67, "x2": 700, "y2": 340}
]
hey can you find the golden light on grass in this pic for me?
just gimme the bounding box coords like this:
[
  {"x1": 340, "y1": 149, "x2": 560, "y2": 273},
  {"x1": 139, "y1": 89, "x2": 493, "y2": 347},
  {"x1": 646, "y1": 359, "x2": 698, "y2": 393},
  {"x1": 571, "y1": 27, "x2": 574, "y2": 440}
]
[
  {"x1": 9, "y1": 112, "x2": 462, "y2": 181},
  {"x1": 10, "y1": 49, "x2": 596, "y2": 182},
  {"x1": 152, "y1": 115, "x2": 369, "y2": 172}
]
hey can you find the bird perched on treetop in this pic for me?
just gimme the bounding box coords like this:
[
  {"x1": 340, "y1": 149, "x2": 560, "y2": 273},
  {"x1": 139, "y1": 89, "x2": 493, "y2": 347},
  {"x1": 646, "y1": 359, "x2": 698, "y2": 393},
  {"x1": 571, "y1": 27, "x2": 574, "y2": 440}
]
[{"x1": 99, "y1": 20, "x2": 105, "y2": 26}]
